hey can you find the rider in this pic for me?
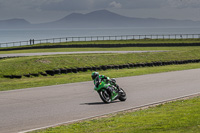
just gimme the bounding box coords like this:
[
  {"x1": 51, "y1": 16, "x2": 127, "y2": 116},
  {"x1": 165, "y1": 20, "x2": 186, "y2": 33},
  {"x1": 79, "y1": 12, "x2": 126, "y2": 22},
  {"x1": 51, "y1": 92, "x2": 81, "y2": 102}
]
[{"x1": 91, "y1": 72, "x2": 119, "y2": 91}]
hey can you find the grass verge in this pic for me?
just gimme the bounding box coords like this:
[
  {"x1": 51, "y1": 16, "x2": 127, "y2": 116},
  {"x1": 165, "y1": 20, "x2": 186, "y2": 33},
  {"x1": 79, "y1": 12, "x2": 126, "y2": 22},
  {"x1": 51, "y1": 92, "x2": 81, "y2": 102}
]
[
  {"x1": 0, "y1": 38, "x2": 200, "y2": 51},
  {"x1": 1, "y1": 63, "x2": 200, "y2": 91},
  {"x1": 0, "y1": 47, "x2": 175, "y2": 54},
  {"x1": 33, "y1": 96, "x2": 200, "y2": 133},
  {"x1": 0, "y1": 46, "x2": 198, "y2": 54},
  {"x1": 1, "y1": 46, "x2": 200, "y2": 76}
]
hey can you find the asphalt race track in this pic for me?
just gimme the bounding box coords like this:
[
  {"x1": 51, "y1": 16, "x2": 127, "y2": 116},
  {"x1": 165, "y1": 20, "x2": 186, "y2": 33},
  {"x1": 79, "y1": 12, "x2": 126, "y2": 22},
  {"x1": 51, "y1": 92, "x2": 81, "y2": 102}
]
[
  {"x1": 0, "y1": 69, "x2": 200, "y2": 133},
  {"x1": 0, "y1": 51, "x2": 167, "y2": 58}
]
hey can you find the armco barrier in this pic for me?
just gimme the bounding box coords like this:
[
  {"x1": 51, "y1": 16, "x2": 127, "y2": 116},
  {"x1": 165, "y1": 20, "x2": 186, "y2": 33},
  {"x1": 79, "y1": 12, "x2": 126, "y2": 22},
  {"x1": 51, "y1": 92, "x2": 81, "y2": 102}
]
[
  {"x1": 40, "y1": 72, "x2": 48, "y2": 76},
  {"x1": 3, "y1": 59, "x2": 200, "y2": 79},
  {"x1": 54, "y1": 69, "x2": 61, "y2": 75},
  {"x1": 46, "y1": 70, "x2": 55, "y2": 76}
]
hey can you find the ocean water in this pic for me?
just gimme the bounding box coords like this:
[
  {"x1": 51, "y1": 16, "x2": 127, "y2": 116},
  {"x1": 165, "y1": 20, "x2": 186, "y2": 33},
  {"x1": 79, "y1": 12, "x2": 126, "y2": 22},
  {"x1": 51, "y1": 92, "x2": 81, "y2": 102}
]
[{"x1": 0, "y1": 27, "x2": 200, "y2": 44}]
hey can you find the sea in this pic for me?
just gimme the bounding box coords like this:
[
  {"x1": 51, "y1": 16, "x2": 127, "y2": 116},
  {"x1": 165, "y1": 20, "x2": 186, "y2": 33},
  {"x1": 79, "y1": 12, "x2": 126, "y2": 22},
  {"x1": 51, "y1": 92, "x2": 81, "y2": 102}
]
[{"x1": 0, "y1": 27, "x2": 200, "y2": 44}]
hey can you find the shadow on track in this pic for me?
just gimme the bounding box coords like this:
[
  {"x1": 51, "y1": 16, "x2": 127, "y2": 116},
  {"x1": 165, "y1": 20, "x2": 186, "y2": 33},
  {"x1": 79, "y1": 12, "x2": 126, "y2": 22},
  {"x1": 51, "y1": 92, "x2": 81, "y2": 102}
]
[{"x1": 80, "y1": 101, "x2": 120, "y2": 105}]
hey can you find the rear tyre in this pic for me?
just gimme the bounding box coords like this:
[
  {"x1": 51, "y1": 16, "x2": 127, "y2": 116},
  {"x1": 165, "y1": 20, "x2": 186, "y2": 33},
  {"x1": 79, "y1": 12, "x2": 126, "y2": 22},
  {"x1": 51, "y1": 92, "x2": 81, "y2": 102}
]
[
  {"x1": 98, "y1": 90, "x2": 111, "y2": 103},
  {"x1": 118, "y1": 88, "x2": 127, "y2": 101}
]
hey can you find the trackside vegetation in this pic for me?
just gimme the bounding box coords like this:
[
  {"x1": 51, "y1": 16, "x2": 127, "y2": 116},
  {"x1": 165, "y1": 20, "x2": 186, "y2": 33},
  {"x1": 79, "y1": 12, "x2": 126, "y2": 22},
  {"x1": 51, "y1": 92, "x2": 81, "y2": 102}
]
[
  {"x1": 1, "y1": 47, "x2": 200, "y2": 77},
  {"x1": 0, "y1": 38, "x2": 200, "y2": 51},
  {"x1": 33, "y1": 96, "x2": 200, "y2": 133},
  {"x1": 1, "y1": 46, "x2": 200, "y2": 91},
  {"x1": 0, "y1": 39, "x2": 200, "y2": 132},
  {"x1": 1, "y1": 63, "x2": 200, "y2": 91}
]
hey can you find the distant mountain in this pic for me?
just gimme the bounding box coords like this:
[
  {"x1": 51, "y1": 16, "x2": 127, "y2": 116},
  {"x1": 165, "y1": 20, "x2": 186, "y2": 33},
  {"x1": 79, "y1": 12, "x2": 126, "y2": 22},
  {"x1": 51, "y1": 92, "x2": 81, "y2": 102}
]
[
  {"x1": 40, "y1": 10, "x2": 200, "y2": 28},
  {"x1": 41, "y1": 10, "x2": 132, "y2": 28},
  {"x1": 0, "y1": 18, "x2": 31, "y2": 29},
  {"x1": 1, "y1": 10, "x2": 200, "y2": 29}
]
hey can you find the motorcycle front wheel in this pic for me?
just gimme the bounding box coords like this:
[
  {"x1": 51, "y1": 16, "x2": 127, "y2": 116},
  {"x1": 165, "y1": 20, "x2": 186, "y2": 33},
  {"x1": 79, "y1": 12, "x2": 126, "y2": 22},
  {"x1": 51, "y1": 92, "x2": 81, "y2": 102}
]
[
  {"x1": 98, "y1": 90, "x2": 111, "y2": 103},
  {"x1": 118, "y1": 88, "x2": 127, "y2": 101}
]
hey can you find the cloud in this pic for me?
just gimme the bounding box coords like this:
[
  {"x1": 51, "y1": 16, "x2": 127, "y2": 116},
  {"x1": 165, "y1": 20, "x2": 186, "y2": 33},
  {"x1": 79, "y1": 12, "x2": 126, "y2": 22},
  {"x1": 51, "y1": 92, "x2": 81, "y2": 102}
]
[
  {"x1": 109, "y1": 1, "x2": 122, "y2": 8},
  {"x1": 0, "y1": 0, "x2": 95, "y2": 11},
  {"x1": 1, "y1": 0, "x2": 200, "y2": 12},
  {"x1": 0, "y1": 0, "x2": 165, "y2": 12},
  {"x1": 0, "y1": 0, "x2": 170, "y2": 12},
  {"x1": 166, "y1": 0, "x2": 200, "y2": 8},
  {"x1": 0, "y1": 0, "x2": 200, "y2": 23},
  {"x1": 39, "y1": 0, "x2": 100, "y2": 11},
  {"x1": 121, "y1": 0, "x2": 164, "y2": 9}
]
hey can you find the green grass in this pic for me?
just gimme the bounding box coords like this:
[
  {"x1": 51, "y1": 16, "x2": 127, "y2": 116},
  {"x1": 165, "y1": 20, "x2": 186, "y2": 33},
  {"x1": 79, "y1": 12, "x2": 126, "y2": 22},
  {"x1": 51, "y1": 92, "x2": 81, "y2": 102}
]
[
  {"x1": 1, "y1": 46, "x2": 200, "y2": 91},
  {"x1": 1, "y1": 46, "x2": 200, "y2": 92},
  {"x1": 1, "y1": 40, "x2": 200, "y2": 132},
  {"x1": 31, "y1": 38, "x2": 200, "y2": 46},
  {"x1": 18, "y1": 38, "x2": 200, "y2": 46},
  {"x1": 1, "y1": 46, "x2": 200, "y2": 76},
  {"x1": 1, "y1": 38, "x2": 200, "y2": 51},
  {"x1": 1, "y1": 63, "x2": 200, "y2": 91},
  {"x1": 0, "y1": 47, "x2": 171, "y2": 54},
  {"x1": 0, "y1": 46, "x2": 198, "y2": 54},
  {"x1": 33, "y1": 96, "x2": 200, "y2": 133}
]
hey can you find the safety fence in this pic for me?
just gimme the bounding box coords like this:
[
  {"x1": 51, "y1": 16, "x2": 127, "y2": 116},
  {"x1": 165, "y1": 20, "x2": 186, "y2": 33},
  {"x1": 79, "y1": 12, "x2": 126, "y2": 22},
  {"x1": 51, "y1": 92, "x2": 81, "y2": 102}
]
[{"x1": 0, "y1": 34, "x2": 200, "y2": 48}]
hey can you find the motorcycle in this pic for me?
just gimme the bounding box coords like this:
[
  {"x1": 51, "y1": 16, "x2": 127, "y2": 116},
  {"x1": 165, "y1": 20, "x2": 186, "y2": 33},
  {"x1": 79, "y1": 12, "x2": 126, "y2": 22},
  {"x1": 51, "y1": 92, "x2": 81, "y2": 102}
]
[{"x1": 94, "y1": 76, "x2": 127, "y2": 103}]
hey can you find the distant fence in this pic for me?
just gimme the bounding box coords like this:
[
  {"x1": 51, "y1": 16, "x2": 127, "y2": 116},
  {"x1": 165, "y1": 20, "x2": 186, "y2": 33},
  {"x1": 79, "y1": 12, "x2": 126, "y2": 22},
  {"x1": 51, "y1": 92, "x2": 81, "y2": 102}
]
[{"x1": 0, "y1": 34, "x2": 200, "y2": 48}]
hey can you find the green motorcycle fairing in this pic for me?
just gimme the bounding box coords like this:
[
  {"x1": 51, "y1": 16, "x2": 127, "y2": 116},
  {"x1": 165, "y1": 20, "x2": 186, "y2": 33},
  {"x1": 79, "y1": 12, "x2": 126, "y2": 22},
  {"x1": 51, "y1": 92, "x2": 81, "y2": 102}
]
[{"x1": 94, "y1": 76, "x2": 118, "y2": 101}]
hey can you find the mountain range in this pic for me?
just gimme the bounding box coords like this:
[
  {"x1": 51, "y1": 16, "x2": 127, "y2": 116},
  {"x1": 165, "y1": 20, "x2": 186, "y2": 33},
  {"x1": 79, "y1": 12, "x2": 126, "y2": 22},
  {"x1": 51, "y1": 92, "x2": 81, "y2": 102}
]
[{"x1": 0, "y1": 10, "x2": 200, "y2": 29}]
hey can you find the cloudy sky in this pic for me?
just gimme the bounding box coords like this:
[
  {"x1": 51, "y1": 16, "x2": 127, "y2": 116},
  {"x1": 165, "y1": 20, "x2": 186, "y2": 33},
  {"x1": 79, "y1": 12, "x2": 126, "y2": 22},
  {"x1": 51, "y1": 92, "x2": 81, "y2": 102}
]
[{"x1": 0, "y1": 0, "x2": 200, "y2": 23}]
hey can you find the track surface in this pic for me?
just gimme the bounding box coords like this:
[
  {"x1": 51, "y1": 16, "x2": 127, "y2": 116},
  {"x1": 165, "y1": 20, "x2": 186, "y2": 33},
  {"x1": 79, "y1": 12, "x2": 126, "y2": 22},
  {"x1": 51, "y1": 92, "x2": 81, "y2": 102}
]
[
  {"x1": 0, "y1": 69, "x2": 200, "y2": 133},
  {"x1": 0, "y1": 51, "x2": 166, "y2": 58}
]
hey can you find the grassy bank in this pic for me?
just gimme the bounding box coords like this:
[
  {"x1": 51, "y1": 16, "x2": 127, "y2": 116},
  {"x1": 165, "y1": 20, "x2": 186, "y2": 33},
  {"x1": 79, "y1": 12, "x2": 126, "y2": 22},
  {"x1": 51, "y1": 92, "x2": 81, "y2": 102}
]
[
  {"x1": 0, "y1": 45, "x2": 200, "y2": 91},
  {"x1": 33, "y1": 96, "x2": 200, "y2": 133},
  {"x1": 1, "y1": 38, "x2": 200, "y2": 51},
  {"x1": 1, "y1": 63, "x2": 200, "y2": 91},
  {"x1": 0, "y1": 47, "x2": 176, "y2": 54},
  {"x1": 1, "y1": 40, "x2": 200, "y2": 133},
  {"x1": 29, "y1": 38, "x2": 200, "y2": 46},
  {"x1": 0, "y1": 46, "x2": 198, "y2": 54},
  {"x1": 1, "y1": 46, "x2": 200, "y2": 76}
]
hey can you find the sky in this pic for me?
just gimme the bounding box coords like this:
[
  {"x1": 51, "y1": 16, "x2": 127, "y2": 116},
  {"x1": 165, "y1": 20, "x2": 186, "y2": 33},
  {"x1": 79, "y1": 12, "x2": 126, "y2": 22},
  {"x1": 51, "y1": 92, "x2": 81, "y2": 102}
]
[{"x1": 0, "y1": 0, "x2": 200, "y2": 24}]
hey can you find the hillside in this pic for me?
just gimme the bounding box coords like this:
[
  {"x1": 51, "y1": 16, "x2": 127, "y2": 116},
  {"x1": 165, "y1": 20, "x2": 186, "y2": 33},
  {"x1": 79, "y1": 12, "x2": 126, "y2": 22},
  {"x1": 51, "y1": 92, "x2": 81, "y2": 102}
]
[
  {"x1": 1, "y1": 10, "x2": 200, "y2": 29},
  {"x1": 0, "y1": 18, "x2": 31, "y2": 29},
  {"x1": 43, "y1": 10, "x2": 200, "y2": 28}
]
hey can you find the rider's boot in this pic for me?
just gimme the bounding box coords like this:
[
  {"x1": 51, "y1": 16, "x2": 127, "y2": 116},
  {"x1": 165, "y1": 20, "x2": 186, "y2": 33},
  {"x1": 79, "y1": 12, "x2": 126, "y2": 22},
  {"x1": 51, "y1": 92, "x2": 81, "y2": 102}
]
[{"x1": 114, "y1": 84, "x2": 120, "y2": 92}]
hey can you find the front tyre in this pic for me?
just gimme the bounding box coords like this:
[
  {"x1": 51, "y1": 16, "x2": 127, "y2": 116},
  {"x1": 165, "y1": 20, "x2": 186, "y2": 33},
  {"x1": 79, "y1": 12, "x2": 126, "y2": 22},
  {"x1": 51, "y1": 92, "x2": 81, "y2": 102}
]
[
  {"x1": 118, "y1": 88, "x2": 127, "y2": 101},
  {"x1": 98, "y1": 90, "x2": 111, "y2": 103}
]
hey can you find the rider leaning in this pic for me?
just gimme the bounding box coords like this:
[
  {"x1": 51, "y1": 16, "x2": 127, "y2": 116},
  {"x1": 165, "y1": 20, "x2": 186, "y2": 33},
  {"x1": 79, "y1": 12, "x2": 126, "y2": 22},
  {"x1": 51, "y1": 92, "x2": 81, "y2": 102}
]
[{"x1": 91, "y1": 72, "x2": 119, "y2": 90}]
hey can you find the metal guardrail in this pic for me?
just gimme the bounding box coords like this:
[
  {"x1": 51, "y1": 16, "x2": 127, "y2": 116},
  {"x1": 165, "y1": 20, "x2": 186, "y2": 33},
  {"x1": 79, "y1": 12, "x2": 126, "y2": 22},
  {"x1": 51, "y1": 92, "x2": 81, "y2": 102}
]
[{"x1": 0, "y1": 34, "x2": 200, "y2": 48}]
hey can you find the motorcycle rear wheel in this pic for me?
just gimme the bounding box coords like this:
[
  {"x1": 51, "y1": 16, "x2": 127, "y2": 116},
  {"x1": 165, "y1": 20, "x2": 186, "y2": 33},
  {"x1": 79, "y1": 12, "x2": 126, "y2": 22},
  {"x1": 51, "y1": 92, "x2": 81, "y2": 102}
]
[{"x1": 99, "y1": 90, "x2": 111, "y2": 103}]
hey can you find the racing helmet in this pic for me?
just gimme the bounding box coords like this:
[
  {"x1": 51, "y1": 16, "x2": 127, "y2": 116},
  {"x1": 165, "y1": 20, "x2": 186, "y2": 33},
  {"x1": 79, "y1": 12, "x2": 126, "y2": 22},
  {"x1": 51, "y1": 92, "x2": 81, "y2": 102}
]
[{"x1": 91, "y1": 72, "x2": 99, "y2": 80}]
